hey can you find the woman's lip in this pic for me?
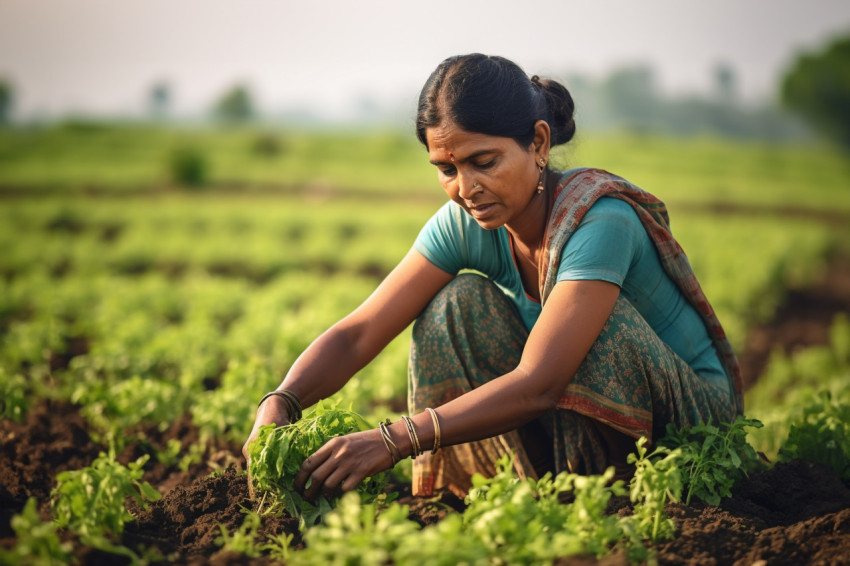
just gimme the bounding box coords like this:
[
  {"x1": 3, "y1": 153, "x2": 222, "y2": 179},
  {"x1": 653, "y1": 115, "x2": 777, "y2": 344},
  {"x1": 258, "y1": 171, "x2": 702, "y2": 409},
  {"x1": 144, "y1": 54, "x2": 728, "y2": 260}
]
[{"x1": 469, "y1": 203, "x2": 497, "y2": 218}]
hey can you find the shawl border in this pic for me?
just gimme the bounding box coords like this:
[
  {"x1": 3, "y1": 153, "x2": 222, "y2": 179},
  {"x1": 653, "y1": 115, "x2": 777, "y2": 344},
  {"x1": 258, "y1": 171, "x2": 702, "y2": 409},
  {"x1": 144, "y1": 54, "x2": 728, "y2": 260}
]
[{"x1": 539, "y1": 168, "x2": 744, "y2": 414}]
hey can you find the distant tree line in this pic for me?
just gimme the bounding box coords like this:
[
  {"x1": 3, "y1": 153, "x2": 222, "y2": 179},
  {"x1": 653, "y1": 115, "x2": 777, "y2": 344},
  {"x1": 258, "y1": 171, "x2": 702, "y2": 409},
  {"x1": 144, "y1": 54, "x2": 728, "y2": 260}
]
[
  {"x1": 1, "y1": 30, "x2": 848, "y2": 148},
  {"x1": 144, "y1": 81, "x2": 255, "y2": 124},
  {"x1": 562, "y1": 64, "x2": 809, "y2": 141}
]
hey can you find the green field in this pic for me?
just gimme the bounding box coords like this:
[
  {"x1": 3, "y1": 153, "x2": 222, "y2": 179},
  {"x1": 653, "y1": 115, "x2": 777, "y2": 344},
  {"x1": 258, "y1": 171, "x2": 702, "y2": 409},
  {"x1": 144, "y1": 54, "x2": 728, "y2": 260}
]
[
  {"x1": 2, "y1": 124, "x2": 849, "y2": 564},
  {"x1": 2, "y1": 124, "x2": 849, "y2": 439}
]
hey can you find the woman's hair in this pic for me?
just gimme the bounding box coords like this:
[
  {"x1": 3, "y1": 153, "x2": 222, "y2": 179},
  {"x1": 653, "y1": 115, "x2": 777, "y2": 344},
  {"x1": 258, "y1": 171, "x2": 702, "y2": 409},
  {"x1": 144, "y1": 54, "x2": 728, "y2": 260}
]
[{"x1": 415, "y1": 53, "x2": 576, "y2": 150}]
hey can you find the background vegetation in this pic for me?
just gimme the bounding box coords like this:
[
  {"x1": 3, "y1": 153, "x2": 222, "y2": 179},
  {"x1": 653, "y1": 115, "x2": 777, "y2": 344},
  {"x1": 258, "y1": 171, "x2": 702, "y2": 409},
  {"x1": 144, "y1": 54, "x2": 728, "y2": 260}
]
[{"x1": 1, "y1": 28, "x2": 849, "y2": 564}]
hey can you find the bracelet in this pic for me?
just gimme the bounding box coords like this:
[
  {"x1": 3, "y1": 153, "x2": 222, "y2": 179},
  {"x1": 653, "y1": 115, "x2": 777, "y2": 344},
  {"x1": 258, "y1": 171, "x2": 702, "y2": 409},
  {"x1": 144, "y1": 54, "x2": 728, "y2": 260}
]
[
  {"x1": 379, "y1": 420, "x2": 402, "y2": 466},
  {"x1": 257, "y1": 390, "x2": 303, "y2": 422},
  {"x1": 426, "y1": 408, "x2": 441, "y2": 454},
  {"x1": 401, "y1": 415, "x2": 421, "y2": 458}
]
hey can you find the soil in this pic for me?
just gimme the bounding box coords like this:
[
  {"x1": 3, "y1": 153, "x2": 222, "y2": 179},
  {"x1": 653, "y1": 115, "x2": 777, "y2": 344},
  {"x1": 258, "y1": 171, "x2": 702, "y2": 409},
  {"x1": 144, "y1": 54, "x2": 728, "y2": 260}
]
[
  {"x1": 737, "y1": 254, "x2": 850, "y2": 390},
  {"x1": 2, "y1": 256, "x2": 850, "y2": 564}
]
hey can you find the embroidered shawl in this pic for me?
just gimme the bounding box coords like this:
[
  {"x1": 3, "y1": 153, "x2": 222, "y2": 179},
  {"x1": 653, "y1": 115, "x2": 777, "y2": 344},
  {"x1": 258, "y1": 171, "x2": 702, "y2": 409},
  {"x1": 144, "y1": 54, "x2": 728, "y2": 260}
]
[{"x1": 538, "y1": 168, "x2": 744, "y2": 415}]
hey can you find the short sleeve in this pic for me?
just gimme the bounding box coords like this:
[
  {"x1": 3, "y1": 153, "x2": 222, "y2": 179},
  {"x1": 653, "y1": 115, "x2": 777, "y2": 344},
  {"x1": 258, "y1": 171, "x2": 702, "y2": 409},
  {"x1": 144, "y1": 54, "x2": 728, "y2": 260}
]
[
  {"x1": 413, "y1": 201, "x2": 467, "y2": 275},
  {"x1": 557, "y1": 198, "x2": 643, "y2": 286}
]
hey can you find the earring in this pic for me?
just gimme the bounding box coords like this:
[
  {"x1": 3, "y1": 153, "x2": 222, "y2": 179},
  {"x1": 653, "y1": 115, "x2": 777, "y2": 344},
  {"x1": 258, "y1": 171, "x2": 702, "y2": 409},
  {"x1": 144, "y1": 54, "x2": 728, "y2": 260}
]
[{"x1": 536, "y1": 165, "x2": 545, "y2": 195}]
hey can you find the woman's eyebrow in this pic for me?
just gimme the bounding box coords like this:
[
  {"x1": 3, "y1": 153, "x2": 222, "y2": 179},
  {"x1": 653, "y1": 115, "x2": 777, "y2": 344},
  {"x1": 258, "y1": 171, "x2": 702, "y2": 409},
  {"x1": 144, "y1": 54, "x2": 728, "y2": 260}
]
[{"x1": 430, "y1": 149, "x2": 496, "y2": 166}]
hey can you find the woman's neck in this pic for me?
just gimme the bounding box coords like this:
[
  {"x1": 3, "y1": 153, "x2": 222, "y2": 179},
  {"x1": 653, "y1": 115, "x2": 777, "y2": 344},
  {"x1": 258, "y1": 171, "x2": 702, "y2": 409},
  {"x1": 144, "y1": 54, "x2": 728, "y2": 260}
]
[{"x1": 506, "y1": 174, "x2": 555, "y2": 265}]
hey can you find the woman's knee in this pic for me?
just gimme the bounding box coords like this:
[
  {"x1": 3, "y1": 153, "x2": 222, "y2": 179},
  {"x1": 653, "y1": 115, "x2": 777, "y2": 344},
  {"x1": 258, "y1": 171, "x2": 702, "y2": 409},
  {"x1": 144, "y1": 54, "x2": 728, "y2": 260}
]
[{"x1": 414, "y1": 273, "x2": 523, "y2": 336}]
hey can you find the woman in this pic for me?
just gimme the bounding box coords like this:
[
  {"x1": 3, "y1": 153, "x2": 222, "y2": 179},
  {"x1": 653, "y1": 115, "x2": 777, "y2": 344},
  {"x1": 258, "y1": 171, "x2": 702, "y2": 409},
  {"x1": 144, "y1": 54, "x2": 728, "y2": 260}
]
[{"x1": 242, "y1": 53, "x2": 743, "y2": 500}]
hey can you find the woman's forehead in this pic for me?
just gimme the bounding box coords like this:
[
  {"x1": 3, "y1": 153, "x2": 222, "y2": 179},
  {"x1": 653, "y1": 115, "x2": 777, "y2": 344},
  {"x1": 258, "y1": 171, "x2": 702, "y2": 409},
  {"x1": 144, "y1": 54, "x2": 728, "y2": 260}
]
[{"x1": 426, "y1": 124, "x2": 511, "y2": 160}]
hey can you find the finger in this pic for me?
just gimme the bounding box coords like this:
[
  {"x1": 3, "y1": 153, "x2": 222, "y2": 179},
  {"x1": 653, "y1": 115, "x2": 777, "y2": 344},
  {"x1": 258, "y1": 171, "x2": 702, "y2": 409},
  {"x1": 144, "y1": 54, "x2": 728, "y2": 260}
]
[
  {"x1": 301, "y1": 457, "x2": 337, "y2": 502},
  {"x1": 320, "y1": 468, "x2": 353, "y2": 501},
  {"x1": 294, "y1": 446, "x2": 332, "y2": 491},
  {"x1": 339, "y1": 472, "x2": 365, "y2": 494}
]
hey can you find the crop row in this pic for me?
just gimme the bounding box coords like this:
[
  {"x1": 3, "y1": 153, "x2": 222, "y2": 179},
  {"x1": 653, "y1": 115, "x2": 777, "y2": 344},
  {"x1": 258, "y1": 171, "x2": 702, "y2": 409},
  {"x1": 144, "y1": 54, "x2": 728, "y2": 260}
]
[
  {"x1": 3, "y1": 127, "x2": 850, "y2": 214},
  {"x1": 5, "y1": 384, "x2": 849, "y2": 564}
]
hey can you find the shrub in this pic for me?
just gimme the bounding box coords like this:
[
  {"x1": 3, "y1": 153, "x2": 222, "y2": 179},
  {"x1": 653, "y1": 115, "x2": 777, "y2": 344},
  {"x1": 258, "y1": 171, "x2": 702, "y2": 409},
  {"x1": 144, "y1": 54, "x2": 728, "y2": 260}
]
[{"x1": 168, "y1": 147, "x2": 208, "y2": 187}]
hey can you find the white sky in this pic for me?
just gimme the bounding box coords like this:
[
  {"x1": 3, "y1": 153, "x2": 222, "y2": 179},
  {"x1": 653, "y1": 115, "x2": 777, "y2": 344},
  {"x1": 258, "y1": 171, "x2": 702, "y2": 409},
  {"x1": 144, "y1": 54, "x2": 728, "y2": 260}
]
[{"x1": 1, "y1": 0, "x2": 849, "y2": 120}]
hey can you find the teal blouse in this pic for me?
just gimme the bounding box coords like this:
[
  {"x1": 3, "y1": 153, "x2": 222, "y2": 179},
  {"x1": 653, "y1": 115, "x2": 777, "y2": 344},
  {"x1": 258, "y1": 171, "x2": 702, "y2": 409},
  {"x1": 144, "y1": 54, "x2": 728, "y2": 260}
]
[{"x1": 413, "y1": 194, "x2": 727, "y2": 381}]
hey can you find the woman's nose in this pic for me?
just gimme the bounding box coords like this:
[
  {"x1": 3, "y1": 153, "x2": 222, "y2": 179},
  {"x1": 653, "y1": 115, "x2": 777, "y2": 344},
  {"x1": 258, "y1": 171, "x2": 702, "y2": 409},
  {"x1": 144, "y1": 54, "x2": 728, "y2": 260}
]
[{"x1": 457, "y1": 175, "x2": 481, "y2": 200}]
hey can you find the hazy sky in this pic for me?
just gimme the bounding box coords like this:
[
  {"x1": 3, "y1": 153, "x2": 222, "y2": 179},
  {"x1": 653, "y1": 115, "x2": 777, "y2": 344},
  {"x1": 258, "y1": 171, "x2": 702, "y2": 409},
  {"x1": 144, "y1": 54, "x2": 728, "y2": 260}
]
[{"x1": 1, "y1": 0, "x2": 849, "y2": 120}]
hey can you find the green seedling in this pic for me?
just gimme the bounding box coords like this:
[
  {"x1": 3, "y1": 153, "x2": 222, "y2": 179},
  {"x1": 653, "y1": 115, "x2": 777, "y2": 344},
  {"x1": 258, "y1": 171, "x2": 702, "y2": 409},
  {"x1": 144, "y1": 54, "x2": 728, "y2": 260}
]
[{"x1": 246, "y1": 401, "x2": 391, "y2": 526}]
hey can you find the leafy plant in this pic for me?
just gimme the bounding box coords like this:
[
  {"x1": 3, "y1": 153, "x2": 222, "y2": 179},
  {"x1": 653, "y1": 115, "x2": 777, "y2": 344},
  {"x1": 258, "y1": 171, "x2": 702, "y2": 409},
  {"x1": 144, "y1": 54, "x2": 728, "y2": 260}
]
[
  {"x1": 51, "y1": 452, "x2": 161, "y2": 539},
  {"x1": 262, "y1": 531, "x2": 296, "y2": 563},
  {"x1": 168, "y1": 146, "x2": 207, "y2": 187},
  {"x1": 246, "y1": 401, "x2": 391, "y2": 526},
  {"x1": 778, "y1": 390, "x2": 850, "y2": 480},
  {"x1": 215, "y1": 509, "x2": 264, "y2": 559},
  {"x1": 75, "y1": 376, "x2": 184, "y2": 452},
  {"x1": 0, "y1": 497, "x2": 74, "y2": 566},
  {"x1": 628, "y1": 437, "x2": 683, "y2": 544},
  {"x1": 0, "y1": 369, "x2": 28, "y2": 422},
  {"x1": 657, "y1": 416, "x2": 764, "y2": 505},
  {"x1": 461, "y1": 456, "x2": 631, "y2": 563},
  {"x1": 294, "y1": 492, "x2": 419, "y2": 566}
]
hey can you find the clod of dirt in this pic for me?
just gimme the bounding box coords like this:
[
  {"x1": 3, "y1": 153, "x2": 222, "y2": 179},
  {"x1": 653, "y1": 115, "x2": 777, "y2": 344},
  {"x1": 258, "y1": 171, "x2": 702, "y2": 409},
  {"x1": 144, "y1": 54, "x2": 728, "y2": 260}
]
[
  {"x1": 0, "y1": 399, "x2": 104, "y2": 538},
  {"x1": 656, "y1": 460, "x2": 850, "y2": 565},
  {"x1": 123, "y1": 466, "x2": 300, "y2": 560}
]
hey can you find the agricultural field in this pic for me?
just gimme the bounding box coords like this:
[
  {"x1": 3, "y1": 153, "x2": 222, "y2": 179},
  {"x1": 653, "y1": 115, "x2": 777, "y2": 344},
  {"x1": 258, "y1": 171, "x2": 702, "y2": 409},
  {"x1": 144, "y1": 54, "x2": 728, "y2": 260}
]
[{"x1": 1, "y1": 125, "x2": 850, "y2": 565}]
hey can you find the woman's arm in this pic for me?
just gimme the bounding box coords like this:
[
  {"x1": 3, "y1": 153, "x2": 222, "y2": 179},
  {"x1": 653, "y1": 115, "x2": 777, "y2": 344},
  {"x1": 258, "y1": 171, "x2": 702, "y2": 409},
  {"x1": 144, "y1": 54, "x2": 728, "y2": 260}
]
[
  {"x1": 417, "y1": 279, "x2": 620, "y2": 443},
  {"x1": 294, "y1": 278, "x2": 621, "y2": 500},
  {"x1": 242, "y1": 249, "x2": 454, "y2": 459}
]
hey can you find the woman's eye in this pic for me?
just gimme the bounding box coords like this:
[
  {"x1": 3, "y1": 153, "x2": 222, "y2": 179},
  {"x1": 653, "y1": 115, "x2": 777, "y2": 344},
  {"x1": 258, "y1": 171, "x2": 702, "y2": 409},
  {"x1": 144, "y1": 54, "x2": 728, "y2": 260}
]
[
  {"x1": 439, "y1": 166, "x2": 457, "y2": 176},
  {"x1": 476, "y1": 160, "x2": 495, "y2": 169}
]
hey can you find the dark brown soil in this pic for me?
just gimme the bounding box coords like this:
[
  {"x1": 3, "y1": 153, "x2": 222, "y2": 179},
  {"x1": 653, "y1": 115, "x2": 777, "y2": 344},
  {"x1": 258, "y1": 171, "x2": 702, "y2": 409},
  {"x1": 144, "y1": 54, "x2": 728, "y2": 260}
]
[
  {"x1": 737, "y1": 254, "x2": 850, "y2": 390},
  {"x1": 1, "y1": 256, "x2": 849, "y2": 564},
  {"x1": 4, "y1": 402, "x2": 848, "y2": 565}
]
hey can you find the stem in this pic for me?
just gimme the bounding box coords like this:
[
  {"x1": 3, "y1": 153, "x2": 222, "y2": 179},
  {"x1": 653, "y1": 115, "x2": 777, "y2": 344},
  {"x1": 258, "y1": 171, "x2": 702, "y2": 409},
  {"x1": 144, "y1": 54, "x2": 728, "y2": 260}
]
[{"x1": 652, "y1": 499, "x2": 663, "y2": 542}]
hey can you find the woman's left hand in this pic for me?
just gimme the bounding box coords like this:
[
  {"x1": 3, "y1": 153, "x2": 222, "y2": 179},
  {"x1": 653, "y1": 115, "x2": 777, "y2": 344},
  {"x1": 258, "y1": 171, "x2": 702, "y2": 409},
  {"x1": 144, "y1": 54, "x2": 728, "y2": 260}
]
[{"x1": 294, "y1": 428, "x2": 395, "y2": 501}]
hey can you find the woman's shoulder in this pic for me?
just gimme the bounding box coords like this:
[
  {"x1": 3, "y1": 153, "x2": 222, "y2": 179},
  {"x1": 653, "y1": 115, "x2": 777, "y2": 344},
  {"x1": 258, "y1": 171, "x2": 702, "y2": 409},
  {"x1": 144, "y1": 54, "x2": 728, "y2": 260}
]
[{"x1": 587, "y1": 196, "x2": 639, "y2": 219}]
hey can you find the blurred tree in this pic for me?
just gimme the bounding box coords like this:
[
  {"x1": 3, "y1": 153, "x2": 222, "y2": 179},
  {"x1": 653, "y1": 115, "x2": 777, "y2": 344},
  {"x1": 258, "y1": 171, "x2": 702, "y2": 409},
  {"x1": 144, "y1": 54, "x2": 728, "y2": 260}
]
[
  {"x1": 213, "y1": 84, "x2": 254, "y2": 124},
  {"x1": 713, "y1": 62, "x2": 738, "y2": 105},
  {"x1": 601, "y1": 66, "x2": 659, "y2": 133},
  {"x1": 0, "y1": 78, "x2": 13, "y2": 126},
  {"x1": 781, "y1": 34, "x2": 850, "y2": 148},
  {"x1": 149, "y1": 81, "x2": 171, "y2": 121}
]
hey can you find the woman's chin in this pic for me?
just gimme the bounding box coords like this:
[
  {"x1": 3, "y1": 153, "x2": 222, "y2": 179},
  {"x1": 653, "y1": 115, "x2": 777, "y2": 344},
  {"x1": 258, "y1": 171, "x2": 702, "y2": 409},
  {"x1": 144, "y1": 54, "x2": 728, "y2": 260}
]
[{"x1": 466, "y1": 207, "x2": 504, "y2": 230}]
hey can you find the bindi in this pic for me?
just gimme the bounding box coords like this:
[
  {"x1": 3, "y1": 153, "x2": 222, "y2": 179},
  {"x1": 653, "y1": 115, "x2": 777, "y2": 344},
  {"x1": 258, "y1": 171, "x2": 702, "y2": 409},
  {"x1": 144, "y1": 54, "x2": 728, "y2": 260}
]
[{"x1": 449, "y1": 152, "x2": 455, "y2": 162}]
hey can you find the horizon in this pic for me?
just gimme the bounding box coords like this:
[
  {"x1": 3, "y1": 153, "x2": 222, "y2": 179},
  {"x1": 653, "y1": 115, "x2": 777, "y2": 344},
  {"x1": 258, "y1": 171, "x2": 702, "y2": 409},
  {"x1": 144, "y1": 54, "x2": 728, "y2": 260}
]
[{"x1": 1, "y1": 0, "x2": 849, "y2": 123}]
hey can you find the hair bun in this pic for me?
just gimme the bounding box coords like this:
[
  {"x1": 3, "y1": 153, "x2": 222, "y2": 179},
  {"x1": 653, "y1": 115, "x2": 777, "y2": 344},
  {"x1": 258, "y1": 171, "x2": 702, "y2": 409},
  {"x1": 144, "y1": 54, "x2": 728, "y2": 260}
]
[{"x1": 536, "y1": 77, "x2": 576, "y2": 146}]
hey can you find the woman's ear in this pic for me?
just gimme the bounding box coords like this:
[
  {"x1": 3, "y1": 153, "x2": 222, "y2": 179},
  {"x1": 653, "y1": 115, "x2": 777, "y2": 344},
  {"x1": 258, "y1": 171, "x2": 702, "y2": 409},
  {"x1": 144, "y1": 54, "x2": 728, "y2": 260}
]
[{"x1": 531, "y1": 120, "x2": 551, "y2": 163}]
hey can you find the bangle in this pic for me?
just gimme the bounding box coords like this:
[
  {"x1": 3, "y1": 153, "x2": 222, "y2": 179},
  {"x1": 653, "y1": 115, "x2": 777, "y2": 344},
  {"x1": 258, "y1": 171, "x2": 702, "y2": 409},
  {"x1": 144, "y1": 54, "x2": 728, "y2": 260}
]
[
  {"x1": 426, "y1": 408, "x2": 441, "y2": 454},
  {"x1": 401, "y1": 415, "x2": 421, "y2": 458},
  {"x1": 258, "y1": 390, "x2": 303, "y2": 422},
  {"x1": 379, "y1": 420, "x2": 402, "y2": 466}
]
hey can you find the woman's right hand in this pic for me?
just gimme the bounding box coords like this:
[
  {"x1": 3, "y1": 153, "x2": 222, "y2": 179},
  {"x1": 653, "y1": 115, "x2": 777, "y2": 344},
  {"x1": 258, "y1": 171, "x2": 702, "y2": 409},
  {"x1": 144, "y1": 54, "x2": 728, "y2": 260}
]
[
  {"x1": 241, "y1": 250, "x2": 453, "y2": 469},
  {"x1": 242, "y1": 395, "x2": 292, "y2": 463}
]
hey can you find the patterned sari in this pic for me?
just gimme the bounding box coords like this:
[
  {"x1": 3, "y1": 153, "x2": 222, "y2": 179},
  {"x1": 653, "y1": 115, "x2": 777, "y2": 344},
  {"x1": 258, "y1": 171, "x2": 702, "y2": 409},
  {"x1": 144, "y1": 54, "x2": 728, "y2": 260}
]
[{"x1": 408, "y1": 169, "x2": 742, "y2": 497}]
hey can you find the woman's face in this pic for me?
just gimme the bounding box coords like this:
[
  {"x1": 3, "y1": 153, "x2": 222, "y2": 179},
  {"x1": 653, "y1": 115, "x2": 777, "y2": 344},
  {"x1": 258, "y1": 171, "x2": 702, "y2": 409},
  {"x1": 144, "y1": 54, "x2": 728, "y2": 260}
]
[{"x1": 426, "y1": 121, "x2": 546, "y2": 230}]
